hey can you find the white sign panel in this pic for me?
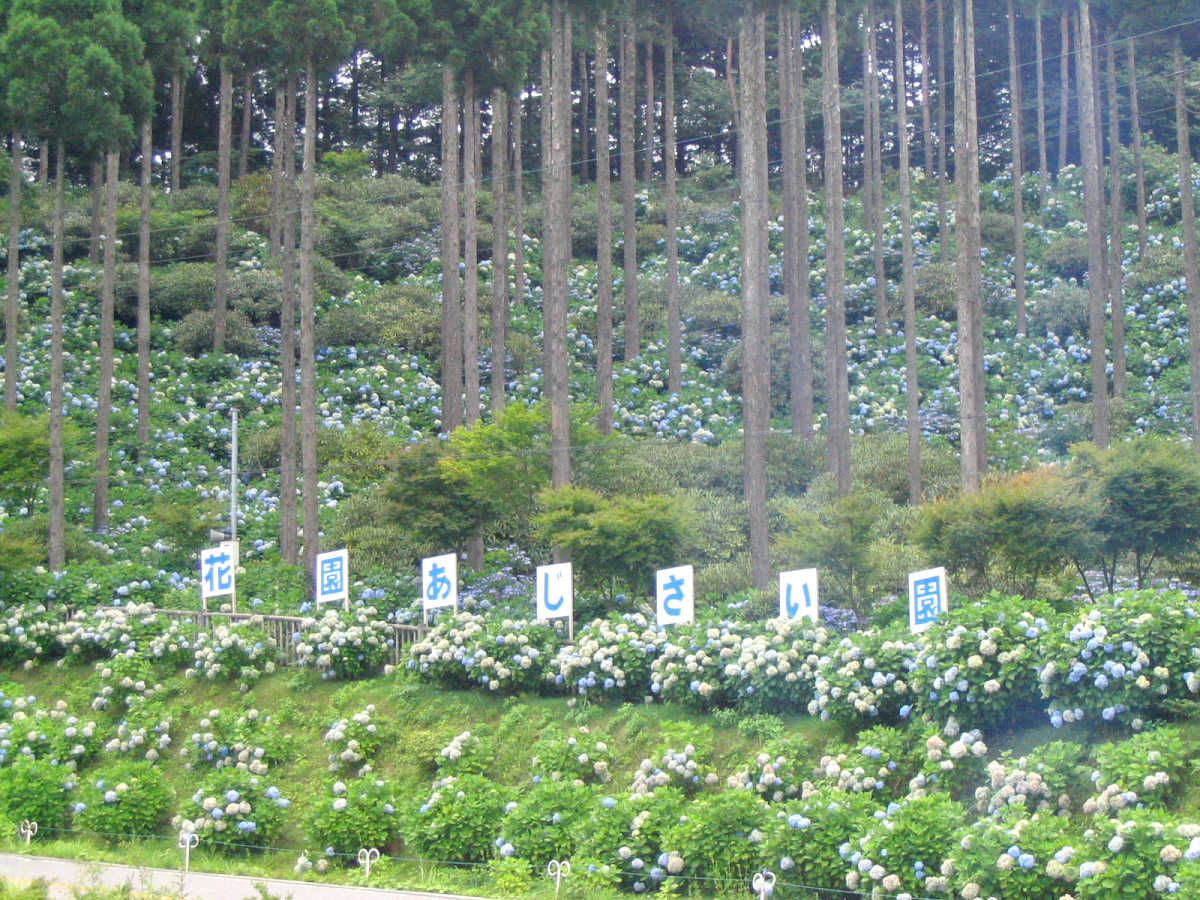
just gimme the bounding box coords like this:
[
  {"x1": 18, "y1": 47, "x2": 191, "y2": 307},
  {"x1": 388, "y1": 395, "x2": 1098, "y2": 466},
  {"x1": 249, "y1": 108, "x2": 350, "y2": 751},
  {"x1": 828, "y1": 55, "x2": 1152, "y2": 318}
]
[
  {"x1": 779, "y1": 568, "x2": 819, "y2": 623},
  {"x1": 200, "y1": 545, "x2": 236, "y2": 600},
  {"x1": 315, "y1": 548, "x2": 350, "y2": 608},
  {"x1": 422, "y1": 553, "x2": 458, "y2": 613},
  {"x1": 535, "y1": 562, "x2": 573, "y2": 623},
  {"x1": 908, "y1": 567, "x2": 948, "y2": 633},
  {"x1": 655, "y1": 565, "x2": 694, "y2": 626}
]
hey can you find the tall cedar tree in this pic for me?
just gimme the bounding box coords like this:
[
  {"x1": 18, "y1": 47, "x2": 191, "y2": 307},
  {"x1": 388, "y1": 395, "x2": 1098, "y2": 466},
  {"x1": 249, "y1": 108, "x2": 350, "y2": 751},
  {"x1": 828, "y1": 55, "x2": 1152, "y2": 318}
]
[
  {"x1": 545, "y1": 0, "x2": 571, "y2": 488},
  {"x1": 620, "y1": 5, "x2": 639, "y2": 359},
  {"x1": 665, "y1": 8, "x2": 681, "y2": 395},
  {"x1": 595, "y1": 15, "x2": 615, "y2": 433},
  {"x1": 1007, "y1": 0, "x2": 1027, "y2": 337},
  {"x1": 896, "y1": 0, "x2": 921, "y2": 503}
]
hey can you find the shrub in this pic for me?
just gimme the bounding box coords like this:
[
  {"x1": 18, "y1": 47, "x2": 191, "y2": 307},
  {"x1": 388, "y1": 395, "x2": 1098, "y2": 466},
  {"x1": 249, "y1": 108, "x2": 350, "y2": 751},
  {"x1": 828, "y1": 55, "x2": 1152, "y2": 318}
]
[
  {"x1": 174, "y1": 309, "x2": 260, "y2": 357},
  {"x1": 497, "y1": 781, "x2": 596, "y2": 872},
  {"x1": 306, "y1": 777, "x2": 399, "y2": 862},
  {"x1": 574, "y1": 788, "x2": 688, "y2": 892},
  {"x1": 980, "y1": 209, "x2": 1016, "y2": 258},
  {"x1": 530, "y1": 727, "x2": 614, "y2": 785},
  {"x1": 1091, "y1": 726, "x2": 1191, "y2": 809},
  {"x1": 0, "y1": 757, "x2": 68, "y2": 832},
  {"x1": 324, "y1": 706, "x2": 384, "y2": 774},
  {"x1": 847, "y1": 792, "x2": 963, "y2": 896},
  {"x1": 763, "y1": 789, "x2": 876, "y2": 898},
  {"x1": 1043, "y1": 235, "x2": 1089, "y2": 281},
  {"x1": 404, "y1": 773, "x2": 509, "y2": 864},
  {"x1": 1127, "y1": 244, "x2": 1185, "y2": 296},
  {"x1": 294, "y1": 608, "x2": 395, "y2": 680},
  {"x1": 1074, "y1": 809, "x2": 1198, "y2": 899},
  {"x1": 229, "y1": 268, "x2": 283, "y2": 325},
  {"x1": 660, "y1": 789, "x2": 769, "y2": 886},
  {"x1": 950, "y1": 808, "x2": 1076, "y2": 900},
  {"x1": 915, "y1": 261, "x2": 957, "y2": 320},
  {"x1": 1028, "y1": 282, "x2": 1089, "y2": 340},
  {"x1": 73, "y1": 761, "x2": 172, "y2": 842},
  {"x1": 174, "y1": 769, "x2": 291, "y2": 853}
]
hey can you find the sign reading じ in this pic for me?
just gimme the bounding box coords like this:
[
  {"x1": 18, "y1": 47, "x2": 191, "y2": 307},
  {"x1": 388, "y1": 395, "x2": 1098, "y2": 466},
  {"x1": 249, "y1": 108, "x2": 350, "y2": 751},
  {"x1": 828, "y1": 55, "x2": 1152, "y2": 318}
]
[
  {"x1": 200, "y1": 545, "x2": 235, "y2": 603},
  {"x1": 422, "y1": 553, "x2": 458, "y2": 613},
  {"x1": 535, "y1": 562, "x2": 573, "y2": 623},
  {"x1": 779, "y1": 568, "x2": 819, "y2": 622},
  {"x1": 908, "y1": 567, "x2": 948, "y2": 633},
  {"x1": 315, "y1": 548, "x2": 349, "y2": 608},
  {"x1": 655, "y1": 565, "x2": 694, "y2": 626}
]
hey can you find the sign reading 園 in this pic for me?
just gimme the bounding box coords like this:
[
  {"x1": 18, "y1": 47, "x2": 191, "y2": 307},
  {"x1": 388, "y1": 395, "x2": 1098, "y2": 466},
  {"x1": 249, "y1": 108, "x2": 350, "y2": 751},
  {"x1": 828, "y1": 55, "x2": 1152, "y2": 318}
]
[
  {"x1": 908, "y1": 567, "x2": 948, "y2": 633},
  {"x1": 315, "y1": 549, "x2": 350, "y2": 609}
]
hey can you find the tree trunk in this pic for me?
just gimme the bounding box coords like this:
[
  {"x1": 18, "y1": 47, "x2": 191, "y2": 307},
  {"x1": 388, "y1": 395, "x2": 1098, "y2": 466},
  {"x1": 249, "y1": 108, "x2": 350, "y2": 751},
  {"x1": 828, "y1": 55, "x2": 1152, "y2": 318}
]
[
  {"x1": 270, "y1": 84, "x2": 284, "y2": 257},
  {"x1": 954, "y1": 0, "x2": 984, "y2": 491},
  {"x1": 1176, "y1": 36, "x2": 1200, "y2": 447},
  {"x1": 171, "y1": 68, "x2": 184, "y2": 192},
  {"x1": 279, "y1": 74, "x2": 299, "y2": 566},
  {"x1": 1007, "y1": 0, "x2": 1027, "y2": 337},
  {"x1": 595, "y1": 17, "x2": 615, "y2": 435},
  {"x1": 5, "y1": 132, "x2": 21, "y2": 412},
  {"x1": 137, "y1": 120, "x2": 152, "y2": 447},
  {"x1": 824, "y1": 0, "x2": 851, "y2": 495},
  {"x1": 511, "y1": 91, "x2": 526, "y2": 309},
  {"x1": 781, "y1": 6, "x2": 813, "y2": 438},
  {"x1": 462, "y1": 70, "x2": 480, "y2": 424},
  {"x1": 1034, "y1": 0, "x2": 1049, "y2": 202},
  {"x1": 577, "y1": 50, "x2": 590, "y2": 181},
  {"x1": 1057, "y1": 8, "x2": 1069, "y2": 174},
  {"x1": 239, "y1": 71, "x2": 253, "y2": 179},
  {"x1": 740, "y1": 9, "x2": 770, "y2": 591},
  {"x1": 1107, "y1": 37, "x2": 1125, "y2": 399},
  {"x1": 1075, "y1": 1, "x2": 1107, "y2": 447},
  {"x1": 665, "y1": 11, "x2": 680, "y2": 395},
  {"x1": 93, "y1": 149, "x2": 120, "y2": 533},
  {"x1": 214, "y1": 61, "x2": 232, "y2": 351},
  {"x1": 896, "y1": 0, "x2": 921, "y2": 504},
  {"x1": 920, "y1": 0, "x2": 935, "y2": 182},
  {"x1": 300, "y1": 60, "x2": 320, "y2": 582},
  {"x1": 936, "y1": 0, "x2": 949, "y2": 261},
  {"x1": 88, "y1": 160, "x2": 103, "y2": 265},
  {"x1": 620, "y1": 9, "x2": 639, "y2": 359},
  {"x1": 440, "y1": 66, "x2": 464, "y2": 433},
  {"x1": 865, "y1": 0, "x2": 887, "y2": 329},
  {"x1": 48, "y1": 141, "x2": 66, "y2": 570},
  {"x1": 38, "y1": 142, "x2": 48, "y2": 187},
  {"x1": 642, "y1": 40, "x2": 654, "y2": 181},
  {"x1": 546, "y1": 0, "x2": 572, "y2": 488},
  {"x1": 491, "y1": 87, "x2": 509, "y2": 415},
  {"x1": 1129, "y1": 39, "x2": 1147, "y2": 258}
]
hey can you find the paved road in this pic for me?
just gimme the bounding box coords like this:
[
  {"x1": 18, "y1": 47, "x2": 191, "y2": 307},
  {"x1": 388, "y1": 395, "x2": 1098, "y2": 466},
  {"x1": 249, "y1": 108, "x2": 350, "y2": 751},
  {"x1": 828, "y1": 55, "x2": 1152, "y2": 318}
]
[{"x1": 0, "y1": 852, "x2": 493, "y2": 900}]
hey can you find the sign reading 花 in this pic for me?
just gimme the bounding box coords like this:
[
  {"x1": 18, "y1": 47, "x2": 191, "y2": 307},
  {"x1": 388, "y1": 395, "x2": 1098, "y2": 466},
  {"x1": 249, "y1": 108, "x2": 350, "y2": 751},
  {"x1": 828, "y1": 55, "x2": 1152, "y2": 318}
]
[
  {"x1": 779, "y1": 568, "x2": 819, "y2": 623},
  {"x1": 908, "y1": 567, "x2": 948, "y2": 633},
  {"x1": 315, "y1": 549, "x2": 349, "y2": 609},
  {"x1": 200, "y1": 545, "x2": 236, "y2": 604},
  {"x1": 655, "y1": 565, "x2": 694, "y2": 626},
  {"x1": 422, "y1": 553, "x2": 458, "y2": 613},
  {"x1": 535, "y1": 562, "x2": 573, "y2": 624}
]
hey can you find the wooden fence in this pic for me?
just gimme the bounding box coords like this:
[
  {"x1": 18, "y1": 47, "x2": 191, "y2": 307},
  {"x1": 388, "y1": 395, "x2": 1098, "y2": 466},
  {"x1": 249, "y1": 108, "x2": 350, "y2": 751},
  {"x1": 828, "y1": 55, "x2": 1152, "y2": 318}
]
[{"x1": 146, "y1": 608, "x2": 426, "y2": 667}]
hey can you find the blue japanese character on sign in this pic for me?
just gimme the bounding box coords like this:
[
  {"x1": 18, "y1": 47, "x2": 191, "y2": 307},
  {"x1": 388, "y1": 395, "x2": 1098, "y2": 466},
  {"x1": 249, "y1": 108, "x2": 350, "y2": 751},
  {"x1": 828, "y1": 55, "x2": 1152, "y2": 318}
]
[
  {"x1": 200, "y1": 545, "x2": 236, "y2": 600},
  {"x1": 779, "y1": 569, "x2": 819, "y2": 623},
  {"x1": 661, "y1": 575, "x2": 685, "y2": 616},
  {"x1": 908, "y1": 567, "x2": 948, "y2": 633},
  {"x1": 315, "y1": 549, "x2": 349, "y2": 606},
  {"x1": 535, "y1": 563, "x2": 573, "y2": 623},
  {"x1": 426, "y1": 562, "x2": 450, "y2": 601},
  {"x1": 913, "y1": 576, "x2": 942, "y2": 624},
  {"x1": 320, "y1": 558, "x2": 344, "y2": 596}
]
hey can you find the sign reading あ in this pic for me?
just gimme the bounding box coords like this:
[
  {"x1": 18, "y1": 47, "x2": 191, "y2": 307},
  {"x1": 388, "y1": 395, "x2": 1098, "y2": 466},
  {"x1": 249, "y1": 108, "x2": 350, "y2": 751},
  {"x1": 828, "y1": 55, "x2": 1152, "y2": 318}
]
[{"x1": 422, "y1": 553, "x2": 457, "y2": 613}]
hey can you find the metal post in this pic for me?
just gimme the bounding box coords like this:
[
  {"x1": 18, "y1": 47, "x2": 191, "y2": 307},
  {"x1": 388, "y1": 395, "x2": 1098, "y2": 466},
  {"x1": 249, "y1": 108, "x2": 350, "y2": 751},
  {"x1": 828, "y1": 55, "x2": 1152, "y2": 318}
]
[
  {"x1": 178, "y1": 830, "x2": 199, "y2": 872},
  {"x1": 230, "y1": 408, "x2": 238, "y2": 543}
]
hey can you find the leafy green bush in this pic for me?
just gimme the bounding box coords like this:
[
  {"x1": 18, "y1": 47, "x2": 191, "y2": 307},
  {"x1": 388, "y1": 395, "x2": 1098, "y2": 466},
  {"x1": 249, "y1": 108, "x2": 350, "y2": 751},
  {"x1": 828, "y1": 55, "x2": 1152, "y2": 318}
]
[
  {"x1": 950, "y1": 808, "x2": 1076, "y2": 900},
  {"x1": 174, "y1": 309, "x2": 260, "y2": 357},
  {"x1": 915, "y1": 261, "x2": 957, "y2": 320},
  {"x1": 306, "y1": 777, "x2": 399, "y2": 861},
  {"x1": 847, "y1": 792, "x2": 963, "y2": 896},
  {"x1": 763, "y1": 789, "x2": 875, "y2": 898},
  {"x1": 1028, "y1": 282, "x2": 1089, "y2": 340},
  {"x1": 1074, "y1": 809, "x2": 1197, "y2": 899},
  {"x1": 404, "y1": 773, "x2": 509, "y2": 863},
  {"x1": 1043, "y1": 235, "x2": 1089, "y2": 281},
  {"x1": 574, "y1": 788, "x2": 687, "y2": 892},
  {"x1": 174, "y1": 770, "x2": 291, "y2": 853},
  {"x1": 980, "y1": 209, "x2": 1016, "y2": 258},
  {"x1": 660, "y1": 789, "x2": 768, "y2": 885},
  {"x1": 74, "y1": 760, "x2": 172, "y2": 842},
  {"x1": 0, "y1": 757, "x2": 68, "y2": 832},
  {"x1": 1091, "y1": 726, "x2": 1192, "y2": 808},
  {"x1": 1127, "y1": 244, "x2": 1185, "y2": 296},
  {"x1": 497, "y1": 781, "x2": 595, "y2": 872}
]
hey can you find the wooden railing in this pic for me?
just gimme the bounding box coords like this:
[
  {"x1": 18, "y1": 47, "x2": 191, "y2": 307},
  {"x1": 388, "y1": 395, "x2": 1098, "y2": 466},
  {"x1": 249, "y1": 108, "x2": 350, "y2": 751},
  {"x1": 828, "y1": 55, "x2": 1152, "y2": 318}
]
[{"x1": 146, "y1": 608, "x2": 426, "y2": 667}]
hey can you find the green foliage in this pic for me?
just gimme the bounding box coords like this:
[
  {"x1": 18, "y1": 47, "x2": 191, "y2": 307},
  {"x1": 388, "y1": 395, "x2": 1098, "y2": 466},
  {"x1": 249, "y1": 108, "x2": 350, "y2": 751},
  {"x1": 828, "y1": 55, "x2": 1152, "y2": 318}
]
[
  {"x1": 980, "y1": 209, "x2": 1016, "y2": 258},
  {"x1": 497, "y1": 780, "x2": 595, "y2": 872},
  {"x1": 1127, "y1": 244, "x2": 1185, "y2": 296},
  {"x1": 534, "y1": 487, "x2": 688, "y2": 602},
  {"x1": 176, "y1": 770, "x2": 290, "y2": 853},
  {"x1": 850, "y1": 792, "x2": 963, "y2": 895},
  {"x1": 0, "y1": 757, "x2": 67, "y2": 832},
  {"x1": 763, "y1": 789, "x2": 875, "y2": 898},
  {"x1": 1092, "y1": 726, "x2": 1193, "y2": 808},
  {"x1": 74, "y1": 760, "x2": 172, "y2": 842},
  {"x1": 305, "y1": 777, "x2": 399, "y2": 860},
  {"x1": 174, "y1": 309, "x2": 259, "y2": 357},
  {"x1": 1075, "y1": 809, "x2": 1197, "y2": 900},
  {"x1": 914, "y1": 261, "x2": 957, "y2": 320},
  {"x1": 1029, "y1": 282, "x2": 1089, "y2": 340},
  {"x1": 574, "y1": 788, "x2": 688, "y2": 892},
  {"x1": 0, "y1": 412, "x2": 57, "y2": 516},
  {"x1": 661, "y1": 789, "x2": 768, "y2": 885},
  {"x1": 1043, "y1": 235, "x2": 1090, "y2": 281},
  {"x1": 951, "y1": 808, "x2": 1077, "y2": 900},
  {"x1": 404, "y1": 772, "x2": 509, "y2": 864}
]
